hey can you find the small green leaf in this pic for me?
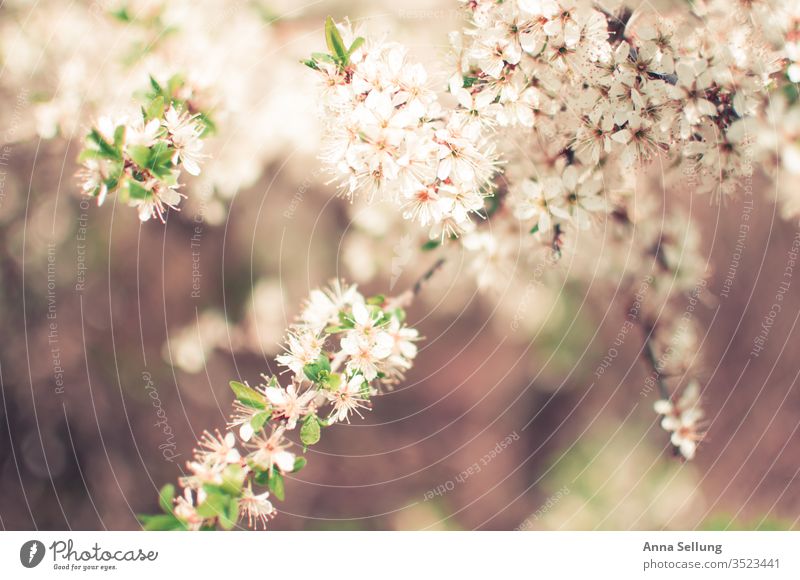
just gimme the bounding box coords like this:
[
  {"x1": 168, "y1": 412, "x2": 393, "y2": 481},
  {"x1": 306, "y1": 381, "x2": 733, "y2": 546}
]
[
  {"x1": 167, "y1": 73, "x2": 185, "y2": 98},
  {"x1": 78, "y1": 149, "x2": 104, "y2": 162},
  {"x1": 347, "y1": 37, "x2": 365, "y2": 56},
  {"x1": 113, "y1": 124, "x2": 126, "y2": 148},
  {"x1": 220, "y1": 464, "x2": 246, "y2": 495},
  {"x1": 293, "y1": 457, "x2": 308, "y2": 473},
  {"x1": 337, "y1": 311, "x2": 355, "y2": 328},
  {"x1": 300, "y1": 414, "x2": 321, "y2": 446},
  {"x1": 148, "y1": 141, "x2": 174, "y2": 175},
  {"x1": 111, "y1": 8, "x2": 132, "y2": 22},
  {"x1": 196, "y1": 485, "x2": 239, "y2": 526},
  {"x1": 139, "y1": 513, "x2": 187, "y2": 531},
  {"x1": 144, "y1": 95, "x2": 165, "y2": 121},
  {"x1": 127, "y1": 179, "x2": 150, "y2": 201},
  {"x1": 366, "y1": 294, "x2": 385, "y2": 306},
  {"x1": 268, "y1": 471, "x2": 285, "y2": 501},
  {"x1": 311, "y1": 52, "x2": 336, "y2": 63},
  {"x1": 529, "y1": 224, "x2": 540, "y2": 235},
  {"x1": 229, "y1": 381, "x2": 267, "y2": 410},
  {"x1": 324, "y1": 16, "x2": 348, "y2": 65},
  {"x1": 250, "y1": 411, "x2": 271, "y2": 433},
  {"x1": 87, "y1": 129, "x2": 121, "y2": 159},
  {"x1": 253, "y1": 467, "x2": 269, "y2": 486},
  {"x1": 128, "y1": 145, "x2": 151, "y2": 168},
  {"x1": 195, "y1": 491, "x2": 224, "y2": 519},
  {"x1": 218, "y1": 496, "x2": 239, "y2": 530},
  {"x1": 158, "y1": 484, "x2": 175, "y2": 514},
  {"x1": 421, "y1": 239, "x2": 441, "y2": 251},
  {"x1": 149, "y1": 75, "x2": 163, "y2": 95},
  {"x1": 325, "y1": 372, "x2": 342, "y2": 391},
  {"x1": 303, "y1": 354, "x2": 331, "y2": 383},
  {"x1": 195, "y1": 112, "x2": 216, "y2": 137}
]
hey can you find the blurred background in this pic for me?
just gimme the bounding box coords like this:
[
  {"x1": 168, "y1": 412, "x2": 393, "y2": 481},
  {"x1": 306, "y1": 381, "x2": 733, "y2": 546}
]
[{"x1": 0, "y1": 0, "x2": 798, "y2": 531}]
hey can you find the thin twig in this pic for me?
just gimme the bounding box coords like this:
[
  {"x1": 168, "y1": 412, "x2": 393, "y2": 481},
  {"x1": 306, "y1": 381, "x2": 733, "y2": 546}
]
[
  {"x1": 639, "y1": 325, "x2": 672, "y2": 401},
  {"x1": 413, "y1": 257, "x2": 446, "y2": 296}
]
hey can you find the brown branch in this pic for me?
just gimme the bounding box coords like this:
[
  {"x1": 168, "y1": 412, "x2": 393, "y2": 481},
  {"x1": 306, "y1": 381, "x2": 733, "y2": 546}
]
[{"x1": 413, "y1": 257, "x2": 446, "y2": 296}]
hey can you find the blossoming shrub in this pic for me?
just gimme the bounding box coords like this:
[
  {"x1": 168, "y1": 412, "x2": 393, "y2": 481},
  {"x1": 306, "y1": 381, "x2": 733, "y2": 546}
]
[{"x1": 117, "y1": 0, "x2": 800, "y2": 528}]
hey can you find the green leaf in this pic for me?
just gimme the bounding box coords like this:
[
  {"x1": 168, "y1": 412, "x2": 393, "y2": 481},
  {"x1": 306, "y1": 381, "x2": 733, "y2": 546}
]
[
  {"x1": 229, "y1": 381, "x2": 267, "y2": 410},
  {"x1": 374, "y1": 310, "x2": 391, "y2": 326},
  {"x1": 251, "y1": 465, "x2": 270, "y2": 486},
  {"x1": 347, "y1": 37, "x2": 365, "y2": 56},
  {"x1": 148, "y1": 141, "x2": 174, "y2": 176},
  {"x1": 529, "y1": 224, "x2": 540, "y2": 235},
  {"x1": 78, "y1": 149, "x2": 104, "y2": 162},
  {"x1": 311, "y1": 52, "x2": 336, "y2": 63},
  {"x1": 366, "y1": 294, "x2": 385, "y2": 306},
  {"x1": 196, "y1": 485, "x2": 240, "y2": 526},
  {"x1": 128, "y1": 144, "x2": 151, "y2": 168},
  {"x1": 195, "y1": 112, "x2": 216, "y2": 137},
  {"x1": 300, "y1": 414, "x2": 321, "y2": 446},
  {"x1": 195, "y1": 491, "x2": 223, "y2": 519},
  {"x1": 337, "y1": 311, "x2": 355, "y2": 328},
  {"x1": 324, "y1": 16, "x2": 348, "y2": 65},
  {"x1": 293, "y1": 457, "x2": 308, "y2": 473},
  {"x1": 87, "y1": 129, "x2": 121, "y2": 159},
  {"x1": 250, "y1": 411, "x2": 271, "y2": 433},
  {"x1": 111, "y1": 8, "x2": 132, "y2": 22},
  {"x1": 149, "y1": 75, "x2": 163, "y2": 95},
  {"x1": 220, "y1": 464, "x2": 246, "y2": 495},
  {"x1": 218, "y1": 496, "x2": 239, "y2": 530},
  {"x1": 127, "y1": 179, "x2": 150, "y2": 201},
  {"x1": 167, "y1": 73, "x2": 185, "y2": 98},
  {"x1": 113, "y1": 124, "x2": 126, "y2": 148},
  {"x1": 325, "y1": 372, "x2": 342, "y2": 391},
  {"x1": 144, "y1": 95, "x2": 166, "y2": 121},
  {"x1": 268, "y1": 471, "x2": 285, "y2": 501},
  {"x1": 303, "y1": 354, "x2": 331, "y2": 383},
  {"x1": 421, "y1": 239, "x2": 441, "y2": 251},
  {"x1": 139, "y1": 513, "x2": 187, "y2": 531},
  {"x1": 158, "y1": 484, "x2": 175, "y2": 514}
]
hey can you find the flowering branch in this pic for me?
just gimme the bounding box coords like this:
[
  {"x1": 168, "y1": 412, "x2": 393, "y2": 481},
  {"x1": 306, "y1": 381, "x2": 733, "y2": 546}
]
[
  {"x1": 639, "y1": 321, "x2": 705, "y2": 461},
  {"x1": 78, "y1": 75, "x2": 213, "y2": 222},
  {"x1": 306, "y1": 17, "x2": 498, "y2": 240},
  {"x1": 141, "y1": 281, "x2": 420, "y2": 530}
]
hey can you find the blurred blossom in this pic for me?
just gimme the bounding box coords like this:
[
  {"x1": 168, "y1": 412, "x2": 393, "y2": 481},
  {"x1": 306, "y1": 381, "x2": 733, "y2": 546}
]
[{"x1": 163, "y1": 310, "x2": 229, "y2": 374}]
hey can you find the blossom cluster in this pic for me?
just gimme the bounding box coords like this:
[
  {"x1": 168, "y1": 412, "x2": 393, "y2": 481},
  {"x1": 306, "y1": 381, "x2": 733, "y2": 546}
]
[
  {"x1": 445, "y1": 0, "x2": 791, "y2": 254},
  {"x1": 78, "y1": 75, "x2": 211, "y2": 222},
  {"x1": 141, "y1": 281, "x2": 419, "y2": 530},
  {"x1": 654, "y1": 381, "x2": 704, "y2": 460},
  {"x1": 307, "y1": 18, "x2": 498, "y2": 240}
]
